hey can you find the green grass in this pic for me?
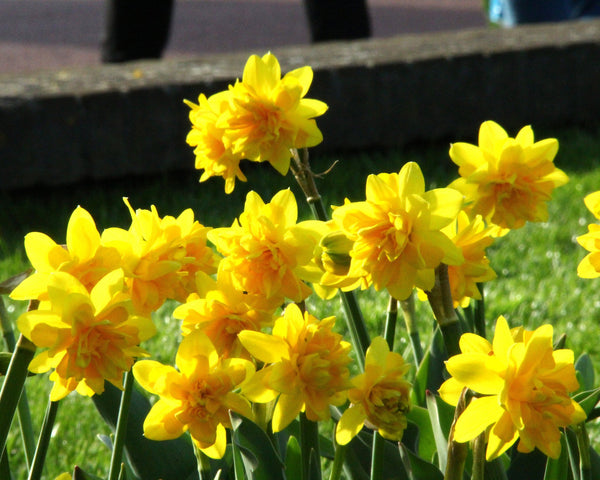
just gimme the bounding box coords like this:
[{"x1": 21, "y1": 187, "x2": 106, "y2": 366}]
[{"x1": 1, "y1": 123, "x2": 600, "y2": 479}]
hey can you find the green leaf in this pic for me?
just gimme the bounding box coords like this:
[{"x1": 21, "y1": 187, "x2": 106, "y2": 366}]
[
  {"x1": 405, "y1": 405, "x2": 436, "y2": 462},
  {"x1": 425, "y1": 391, "x2": 449, "y2": 472},
  {"x1": 575, "y1": 354, "x2": 595, "y2": 393},
  {"x1": 72, "y1": 466, "x2": 105, "y2": 480},
  {"x1": 284, "y1": 435, "x2": 302, "y2": 480},
  {"x1": 506, "y1": 449, "x2": 548, "y2": 480},
  {"x1": 344, "y1": 430, "x2": 409, "y2": 480},
  {"x1": 229, "y1": 410, "x2": 285, "y2": 480},
  {"x1": 544, "y1": 435, "x2": 569, "y2": 480},
  {"x1": 398, "y1": 443, "x2": 443, "y2": 480},
  {"x1": 573, "y1": 388, "x2": 600, "y2": 417},
  {"x1": 411, "y1": 327, "x2": 447, "y2": 407},
  {"x1": 92, "y1": 382, "x2": 196, "y2": 480}
]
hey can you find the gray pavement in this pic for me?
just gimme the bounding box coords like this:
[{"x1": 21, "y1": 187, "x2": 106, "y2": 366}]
[{"x1": 0, "y1": 0, "x2": 486, "y2": 75}]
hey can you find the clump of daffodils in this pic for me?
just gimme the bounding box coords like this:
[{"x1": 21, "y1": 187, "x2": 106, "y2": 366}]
[
  {"x1": 328, "y1": 162, "x2": 464, "y2": 301},
  {"x1": 185, "y1": 53, "x2": 328, "y2": 193},
  {"x1": 439, "y1": 316, "x2": 586, "y2": 460},
  {"x1": 448, "y1": 120, "x2": 568, "y2": 231}
]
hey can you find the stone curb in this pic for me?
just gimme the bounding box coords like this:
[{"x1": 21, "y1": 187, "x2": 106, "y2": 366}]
[{"x1": 1, "y1": 19, "x2": 599, "y2": 190}]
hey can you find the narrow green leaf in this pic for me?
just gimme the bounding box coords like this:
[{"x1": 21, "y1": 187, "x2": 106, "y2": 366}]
[
  {"x1": 425, "y1": 391, "x2": 448, "y2": 472},
  {"x1": 506, "y1": 449, "x2": 549, "y2": 480},
  {"x1": 575, "y1": 354, "x2": 595, "y2": 393},
  {"x1": 345, "y1": 430, "x2": 408, "y2": 480},
  {"x1": 411, "y1": 328, "x2": 447, "y2": 407},
  {"x1": 72, "y1": 465, "x2": 105, "y2": 480},
  {"x1": 309, "y1": 448, "x2": 321, "y2": 480},
  {"x1": 398, "y1": 442, "x2": 443, "y2": 480},
  {"x1": 285, "y1": 435, "x2": 302, "y2": 480},
  {"x1": 229, "y1": 410, "x2": 284, "y2": 480},
  {"x1": 405, "y1": 406, "x2": 436, "y2": 462},
  {"x1": 573, "y1": 388, "x2": 600, "y2": 416}
]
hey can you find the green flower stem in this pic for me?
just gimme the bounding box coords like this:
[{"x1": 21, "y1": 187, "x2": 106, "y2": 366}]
[
  {"x1": 193, "y1": 444, "x2": 212, "y2": 480},
  {"x1": 384, "y1": 296, "x2": 398, "y2": 347},
  {"x1": 444, "y1": 388, "x2": 469, "y2": 480},
  {"x1": 339, "y1": 292, "x2": 368, "y2": 370},
  {"x1": 0, "y1": 331, "x2": 36, "y2": 456},
  {"x1": 576, "y1": 423, "x2": 592, "y2": 480},
  {"x1": 27, "y1": 398, "x2": 59, "y2": 480},
  {"x1": 399, "y1": 293, "x2": 423, "y2": 365},
  {"x1": 300, "y1": 412, "x2": 321, "y2": 480},
  {"x1": 290, "y1": 148, "x2": 370, "y2": 367},
  {"x1": 370, "y1": 433, "x2": 385, "y2": 480},
  {"x1": 471, "y1": 432, "x2": 486, "y2": 480},
  {"x1": 329, "y1": 442, "x2": 346, "y2": 480},
  {"x1": 426, "y1": 265, "x2": 461, "y2": 358},
  {"x1": 474, "y1": 283, "x2": 486, "y2": 338},
  {"x1": 107, "y1": 369, "x2": 134, "y2": 480},
  {"x1": 0, "y1": 297, "x2": 35, "y2": 469}
]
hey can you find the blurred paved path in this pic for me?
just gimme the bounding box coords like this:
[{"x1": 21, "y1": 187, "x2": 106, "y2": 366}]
[{"x1": 0, "y1": 0, "x2": 486, "y2": 75}]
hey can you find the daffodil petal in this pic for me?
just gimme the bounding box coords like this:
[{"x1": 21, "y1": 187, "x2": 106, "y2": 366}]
[{"x1": 453, "y1": 396, "x2": 504, "y2": 443}]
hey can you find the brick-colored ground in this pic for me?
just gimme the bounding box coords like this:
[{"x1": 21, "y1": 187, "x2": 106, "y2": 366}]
[{"x1": 0, "y1": 0, "x2": 486, "y2": 75}]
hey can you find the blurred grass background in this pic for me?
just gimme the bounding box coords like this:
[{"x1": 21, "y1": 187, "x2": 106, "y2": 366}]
[{"x1": 1, "y1": 122, "x2": 600, "y2": 478}]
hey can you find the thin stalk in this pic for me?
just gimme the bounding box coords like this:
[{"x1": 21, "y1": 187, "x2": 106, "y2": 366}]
[
  {"x1": 399, "y1": 293, "x2": 423, "y2": 365},
  {"x1": 444, "y1": 388, "x2": 469, "y2": 480},
  {"x1": 339, "y1": 291, "x2": 368, "y2": 371},
  {"x1": 107, "y1": 370, "x2": 134, "y2": 480},
  {"x1": 299, "y1": 412, "x2": 321, "y2": 480},
  {"x1": 193, "y1": 444, "x2": 212, "y2": 480},
  {"x1": 329, "y1": 442, "x2": 346, "y2": 480},
  {"x1": 471, "y1": 432, "x2": 486, "y2": 480},
  {"x1": 371, "y1": 296, "x2": 398, "y2": 480},
  {"x1": 426, "y1": 265, "x2": 461, "y2": 357},
  {"x1": 474, "y1": 283, "x2": 486, "y2": 338},
  {"x1": 383, "y1": 296, "x2": 398, "y2": 347},
  {"x1": 0, "y1": 332, "x2": 36, "y2": 455},
  {"x1": 0, "y1": 297, "x2": 36, "y2": 469},
  {"x1": 290, "y1": 148, "x2": 370, "y2": 366},
  {"x1": 576, "y1": 423, "x2": 591, "y2": 480},
  {"x1": 27, "y1": 399, "x2": 59, "y2": 480},
  {"x1": 370, "y1": 433, "x2": 385, "y2": 480}
]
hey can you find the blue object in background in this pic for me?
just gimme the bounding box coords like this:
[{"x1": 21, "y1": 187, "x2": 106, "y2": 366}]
[{"x1": 489, "y1": 0, "x2": 600, "y2": 26}]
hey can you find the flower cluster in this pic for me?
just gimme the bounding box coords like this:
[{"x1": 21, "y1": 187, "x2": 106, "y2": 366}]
[
  {"x1": 7, "y1": 52, "x2": 586, "y2": 480},
  {"x1": 326, "y1": 162, "x2": 465, "y2": 300},
  {"x1": 448, "y1": 120, "x2": 568, "y2": 231},
  {"x1": 439, "y1": 316, "x2": 586, "y2": 460},
  {"x1": 186, "y1": 52, "x2": 328, "y2": 193},
  {"x1": 10, "y1": 200, "x2": 218, "y2": 398}
]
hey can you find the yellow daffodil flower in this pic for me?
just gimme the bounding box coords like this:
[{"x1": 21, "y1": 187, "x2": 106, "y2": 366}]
[
  {"x1": 442, "y1": 211, "x2": 496, "y2": 308},
  {"x1": 238, "y1": 303, "x2": 352, "y2": 432},
  {"x1": 11, "y1": 206, "x2": 121, "y2": 301},
  {"x1": 331, "y1": 162, "x2": 464, "y2": 301},
  {"x1": 16, "y1": 269, "x2": 155, "y2": 401},
  {"x1": 185, "y1": 91, "x2": 246, "y2": 194},
  {"x1": 208, "y1": 189, "x2": 324, "y2": 304},
  {"x1": 439, "y1": 316, "x2": 586, "y2": 460},
  {"x1": 448, "y1": 120, "x2": 569, "y2": 230},
  {"x1": 132, "y1": 330, "x2": 254, "y2": 459},
  {"x1": 336, "y1": 337, "x2": 411, "y2": 445},
  {"x1": 220, "y1": 52, "x2": 328, "y2": 175},
  {"x1": 101, "y1": 199, "x2": 219, "y2": 315},
  {"x1": 577, "y1": 191, "x2": 600, "y2": 278},
  {"x1": 173, "y1": 271, "x2": 278, "y2": 358}
]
